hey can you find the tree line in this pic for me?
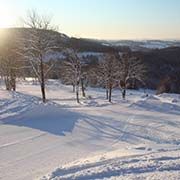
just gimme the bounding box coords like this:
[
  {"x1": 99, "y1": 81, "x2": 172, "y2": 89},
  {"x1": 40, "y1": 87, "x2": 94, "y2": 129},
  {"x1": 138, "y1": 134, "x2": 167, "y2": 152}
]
[{"x1": 0, "y1": 11, "x2": 147, "y2": 103}]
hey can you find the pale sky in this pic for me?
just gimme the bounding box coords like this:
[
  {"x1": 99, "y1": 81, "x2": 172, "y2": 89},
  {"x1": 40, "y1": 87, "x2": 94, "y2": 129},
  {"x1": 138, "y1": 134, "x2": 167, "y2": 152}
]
[{"x1": 0, "y1": 0, "x2": 180, "y2": 40}]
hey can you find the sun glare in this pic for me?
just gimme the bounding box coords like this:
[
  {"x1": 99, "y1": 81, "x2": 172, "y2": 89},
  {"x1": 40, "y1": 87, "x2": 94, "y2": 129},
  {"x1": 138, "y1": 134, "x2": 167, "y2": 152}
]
[{"x1": 0, "y1": 7, "x2": 14, "y2": 28}]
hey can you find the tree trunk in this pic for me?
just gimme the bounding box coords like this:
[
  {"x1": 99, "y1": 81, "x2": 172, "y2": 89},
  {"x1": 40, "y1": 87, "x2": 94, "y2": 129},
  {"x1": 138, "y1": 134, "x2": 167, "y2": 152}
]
[
  {"x1": 106, "y1": 88, "x2": 109, "y2": 100},
  {"x1": 109, "y1": 85, "x2": 112, "y2": 103},
  {"x1": 40, "y1": 56, "x2": 46, "y2": 103},
  {"x1": 76, "y1": 82, "x2": 80, "y2": 103},
  {"x1": 11, "y1": 77, "x2": 16, "y2": 91},
  {"x1": 41, "y1": 82, "x2": 46, "y2": 103},
  {"x1": 76, "y1": 91, "x2": 79, "y2": 103},
  {"x1": 122, "y1": 88, "x2": 126, "y2": 100},
  {"x1": 75, "y1": 78, "x2": 80, "y2": 103},
  {"x1": 73, "y1": 84, "x2": 75, "y2": 93},
  {"x1": 81, "y1": 79, "x2": 86, "y2": 97},
  {"x1": 5, "y1": 77, "x2": 11, "y2": 91},
  {"x1": 12, "y1": 81, "x2": 16, "y2": 91}
]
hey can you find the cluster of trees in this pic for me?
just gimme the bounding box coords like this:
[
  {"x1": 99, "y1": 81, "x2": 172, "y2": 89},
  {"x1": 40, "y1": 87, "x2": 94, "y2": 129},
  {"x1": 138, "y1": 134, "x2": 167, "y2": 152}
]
[
  {"x1": 0, "y1": 11, "x2": 60, "y2": 103},
  {"x1": 90, "y1": 52, "x2": 146, "y2": 102},
  {"x1": 133, "y1": 47, "x2": 180, "y2": 91},
  {"x1": 0, "y1": 11, "x2": 147, "y2": 103},
  {"x1": 60, "y1": 51, "x2": 146, "y2": 103}
]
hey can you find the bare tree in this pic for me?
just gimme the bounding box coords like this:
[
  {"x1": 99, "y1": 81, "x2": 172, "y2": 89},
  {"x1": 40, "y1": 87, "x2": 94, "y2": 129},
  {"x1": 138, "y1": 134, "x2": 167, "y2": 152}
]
[
  {"x1": 62, "y1": 49, "x2": 84, "y2": 103},
  {"x1": 118, "y1": 53, "x2": 146, "y2": 99},
  {"x1": 97, "y1": 52, "x2": 119, "y2": 102},
  {"x1": 61, "y1": 60, "x2": 76, "y2": 93},
  {"x1": 22, "y1": 10, "x2": 58, "y2": 102},
  {"x1": 0, "y1": 31, "x2": 23, "y2": 91}
]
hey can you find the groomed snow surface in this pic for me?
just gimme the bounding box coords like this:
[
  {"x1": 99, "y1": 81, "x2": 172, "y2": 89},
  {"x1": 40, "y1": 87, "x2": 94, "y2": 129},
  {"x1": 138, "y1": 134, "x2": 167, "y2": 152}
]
[{"x1": 0, "y1": 79, "x2": 180, "y2": 180}]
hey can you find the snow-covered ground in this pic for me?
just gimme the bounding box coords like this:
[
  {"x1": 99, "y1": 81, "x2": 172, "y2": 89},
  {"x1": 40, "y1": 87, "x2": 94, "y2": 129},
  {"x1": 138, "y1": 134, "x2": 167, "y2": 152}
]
[{"x1": 0, "y1": 80, "x2": 180, "y2": 180}]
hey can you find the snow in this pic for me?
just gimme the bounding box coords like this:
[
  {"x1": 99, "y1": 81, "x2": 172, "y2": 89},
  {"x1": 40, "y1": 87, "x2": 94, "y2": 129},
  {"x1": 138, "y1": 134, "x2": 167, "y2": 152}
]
[
  {"x1": 79, "y1": 52, "x2": 103, "y2": 58},
  {"x1": 0, "y1": 79, "x2": 180, "y2": 180},
  {"x1": 105, "y1": 40, "x2": 180, "y2": 50},
  {"x1": 42, "y1": 150, "x2": 180, "y2": 180},
  {"x1": 44, "y1": 51, "x2": 103, "y2": 62}
]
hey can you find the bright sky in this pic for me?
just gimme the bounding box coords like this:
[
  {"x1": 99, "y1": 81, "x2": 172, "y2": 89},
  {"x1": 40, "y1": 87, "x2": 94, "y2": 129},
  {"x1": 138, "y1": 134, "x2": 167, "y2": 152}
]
[{"x1": 0, "y1": 0, "x2": 180, "y2": 40}]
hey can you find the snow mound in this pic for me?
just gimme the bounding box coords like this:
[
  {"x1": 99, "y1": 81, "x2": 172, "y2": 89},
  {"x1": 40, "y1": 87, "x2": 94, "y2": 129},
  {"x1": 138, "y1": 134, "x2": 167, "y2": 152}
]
[
  {"x1": 158, "y1": 93, "x2": 180, "y2": 100},
  {"x1": 145, "y1": 95, "x2": 159, "y2": 101},
  {"x1": 0, "y1": 91, "x2": 81, "y2": 137},
  {"x1": 0, "y1": 91, "x2": 40, "y2": 119},
  {"x1": 130, "y1": 95, "x2": 180, "y2": 115}
]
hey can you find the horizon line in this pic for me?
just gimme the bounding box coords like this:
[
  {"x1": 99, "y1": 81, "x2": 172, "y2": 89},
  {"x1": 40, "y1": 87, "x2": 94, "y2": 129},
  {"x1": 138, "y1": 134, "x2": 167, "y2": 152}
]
[{"x1": 1, "y1": 27, "x2": 180, "y2": 41}]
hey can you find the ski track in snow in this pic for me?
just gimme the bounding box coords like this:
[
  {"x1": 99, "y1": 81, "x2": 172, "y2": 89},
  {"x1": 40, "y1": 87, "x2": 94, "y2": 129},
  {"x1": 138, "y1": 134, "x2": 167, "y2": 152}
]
[
  {"x1": 0, "y1": 80, "x2": 180, "y2": 180},
  {"x1": 43, "y1": 150, "x2": 180, "y2": 180}
]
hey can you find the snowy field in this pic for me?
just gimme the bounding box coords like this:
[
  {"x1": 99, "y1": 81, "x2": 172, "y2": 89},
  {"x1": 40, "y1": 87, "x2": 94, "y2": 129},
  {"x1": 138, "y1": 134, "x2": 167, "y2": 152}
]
[{"x1": 0, "y1": 79, "x2": 180, "y2": 180}]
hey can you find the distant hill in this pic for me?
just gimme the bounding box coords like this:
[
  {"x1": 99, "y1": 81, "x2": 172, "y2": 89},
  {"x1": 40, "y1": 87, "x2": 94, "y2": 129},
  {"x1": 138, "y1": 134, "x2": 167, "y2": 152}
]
[
  {"x1": 0, "y1": 28, "x2": 129, "y2": 53},
  {"x1": 1, "y1": 28, "x2": 180, "y2": 52},
  {"x1": 1, "y1": 28, "x2": 180, "y2": 93},
  {"x1": 96, "y1": 39, "x2": 180, "y2": 51}
]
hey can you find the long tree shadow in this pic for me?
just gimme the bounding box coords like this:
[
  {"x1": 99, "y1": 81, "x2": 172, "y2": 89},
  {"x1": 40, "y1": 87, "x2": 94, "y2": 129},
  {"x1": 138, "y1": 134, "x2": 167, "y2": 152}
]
[
  {"x1": 0, "y1": 92, "x2": 83, "y2": 136},
  {"x1": 80, "y1": 113, "x2": 180, "y2": 145},
  {"x1": 1, "y1": 92, "x2": 180, "y2": 144}
]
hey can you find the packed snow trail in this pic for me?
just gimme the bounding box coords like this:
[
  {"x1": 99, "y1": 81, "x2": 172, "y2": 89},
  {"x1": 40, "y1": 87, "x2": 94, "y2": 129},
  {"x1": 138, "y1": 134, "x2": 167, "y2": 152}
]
[{"x1": 0, "y1": 80, "x2": 180, "y2": 180}]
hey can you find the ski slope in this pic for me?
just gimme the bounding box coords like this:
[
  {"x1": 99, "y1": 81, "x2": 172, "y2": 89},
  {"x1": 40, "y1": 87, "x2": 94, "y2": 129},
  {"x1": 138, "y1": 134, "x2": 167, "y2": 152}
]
[{"x1": 0, "y1": 80, "x2": 180, "y2": 180}]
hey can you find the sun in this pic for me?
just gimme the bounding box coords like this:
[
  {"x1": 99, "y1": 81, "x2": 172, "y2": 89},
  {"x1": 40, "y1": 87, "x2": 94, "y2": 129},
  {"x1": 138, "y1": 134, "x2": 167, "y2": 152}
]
[{"x1": 0, "y1": 7, "x2": 14, "y2": 28}]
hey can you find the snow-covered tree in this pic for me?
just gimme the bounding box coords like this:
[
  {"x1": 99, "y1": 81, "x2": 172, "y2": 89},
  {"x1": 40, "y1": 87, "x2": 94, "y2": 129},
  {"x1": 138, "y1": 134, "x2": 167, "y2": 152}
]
[
  {"x1": 62, "y1": 49, "x2": 86, "y2": 103},
  {"x1": 96, "y1": 52, "x2": 119, "y2": 102},
  {"x1": 118, "y1": 53, "x2": 146, "y2": 99},
  {"x1": 22, "y1": 10, "x2": 59, "y2": 102},
  {"x1": 61, "y1": 60, "x2": 76, "y2": 93}
]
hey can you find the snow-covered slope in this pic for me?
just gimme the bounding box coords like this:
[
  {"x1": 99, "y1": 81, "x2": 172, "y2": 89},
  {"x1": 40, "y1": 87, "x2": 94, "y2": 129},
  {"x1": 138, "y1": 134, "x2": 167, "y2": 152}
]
[{"x1": 0, "y1": 80, "x2": 180, "y2": 180}]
